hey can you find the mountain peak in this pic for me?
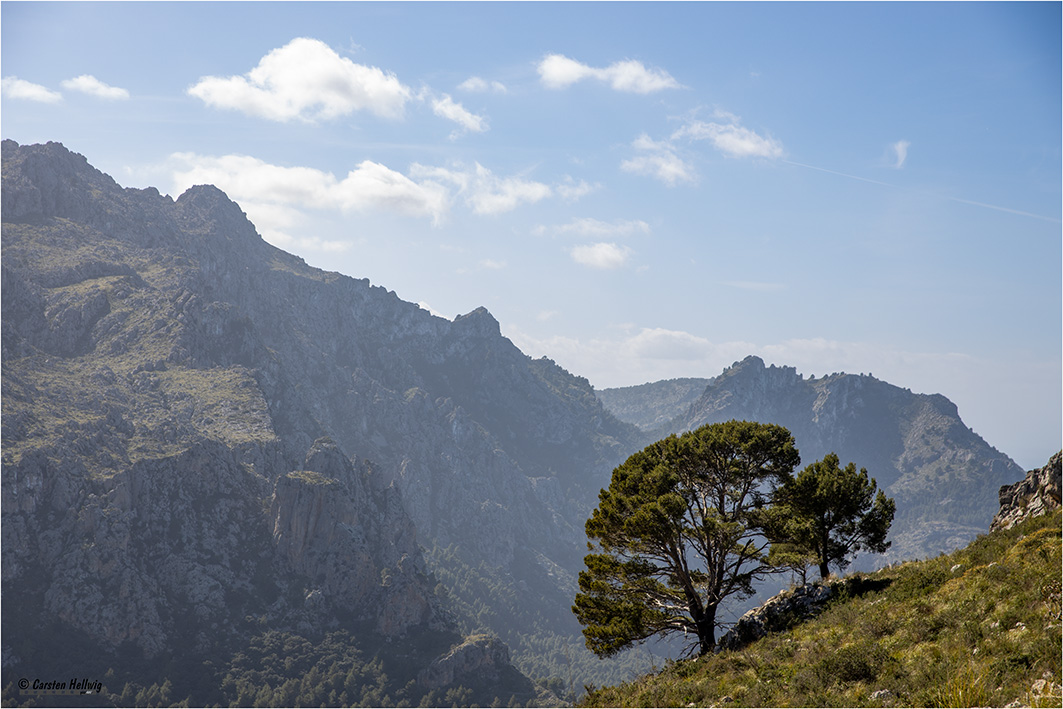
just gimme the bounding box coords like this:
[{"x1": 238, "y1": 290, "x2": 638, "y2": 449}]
[{"x1": 452, "y1": 306, "x2": 501, "y2": 337}]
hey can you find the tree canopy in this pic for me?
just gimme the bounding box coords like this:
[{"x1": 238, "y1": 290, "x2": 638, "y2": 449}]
[
  {"x1": 767, "y1": 452, "x2": 895, "y2": 579},
  {"x1": 572, "y1": 420, "x2": 800, "y2": 657}
]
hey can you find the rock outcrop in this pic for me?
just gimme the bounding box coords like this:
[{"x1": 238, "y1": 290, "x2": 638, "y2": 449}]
[
  {"x1": 991, "y1": 451, "x2": 1062, "y2": 531},
  {"x1": 418, "y1": 635, "x2": 513, "y2": 689},
  {"x1": 716, "y1": 576, "x2": 889, "y2": 653}
]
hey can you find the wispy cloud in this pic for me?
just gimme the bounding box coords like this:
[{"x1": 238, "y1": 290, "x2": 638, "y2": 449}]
[
  {"x1": 891, "y1": 140, "x2": 910, "y2": 169},
  {"x1": 428, "y1": 92, "x2": 488, "y2": 139},
  {"x1": 410, "y1": 162, "x2": 551, "y2": 215},
  {"x1": 621, "y1": 134, "x2": 696, "y2": 185},
  {"x1": 1, "y1": 76, "x2": 62, "y2": 103},
  {"x1": 569, "y1": 242, "x2": 633, "y2": 269},
  {"x1": 549, "y1": 217, "x2": 651, "y2": 238},
  {"x1": 458, "y1": 76, "x2": 507, "y2": 94},
  {"x1": 672, "y1": 112, "x2": 783, "y2": 159},
  {"x1": 538, "y1": 54, "x2": 681, "y2": 94},
  {"x1": 61, "y1": 75, "x2": 129, "y2": 100},
  {"x1": 556, "y1": 176, "x2": 597, "y2": 202},
  {"x1": 505, "y1": 327, "x2": 986, "y2": 400},
  {"x1": 188, "y1": 37, "x2": 411, "y2": 122}
]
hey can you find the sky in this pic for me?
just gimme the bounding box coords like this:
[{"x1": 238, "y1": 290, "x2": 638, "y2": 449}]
[{"x1": 2, "y1": 1, "x2": 1060, "y2": 469}]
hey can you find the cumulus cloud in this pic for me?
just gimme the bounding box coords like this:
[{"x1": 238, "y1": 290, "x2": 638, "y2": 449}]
[
  {"x1": 569, "y1": 242, "x2": 633, "y2": 269},
  {"x1": 891, "y1": 140, "x2": 910, "y2": 169},
  {"x1": 187, "y1": 37, "x2": 411, "y2": 122},
  {"x1": 1, "y1": 76, "x2": 62, "y2": 103},
  {"x1": 61, "y1": 74, "x2": 129, "y2": 100},
  {"x1": 621, "y1": 134, "x2": 696, "y2": 185},
  {"x1": 672, "y1": 115, "x2": 783, "y2": 159},
  {"x1": 410, "y1": 162, "x2": 552, "y2": 215},
  {"x1": 538, "y1": 53, "x2": 681, "y2": 94},
  {"x1": 430, "y1": 93, "x2": 488, "y2": 139},
  {"x1": 169, "y1": 152, "x2": 450, "y2": 246},
  {"x1": 458, "y1": 76, "x2": 507, "y2": 93}
]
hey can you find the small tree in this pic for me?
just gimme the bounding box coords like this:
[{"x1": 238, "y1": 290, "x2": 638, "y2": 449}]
[
  {"x1": 572, "y1": 420, "x2": 800, "y2": 657},
  {"x1": 769, "y1": 453, "x2": 895, "y2": 579}
]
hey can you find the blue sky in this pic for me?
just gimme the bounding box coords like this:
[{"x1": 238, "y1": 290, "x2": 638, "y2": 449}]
[{"x1": 3, "y1": 1, "x2": 1060, "y2": 469}]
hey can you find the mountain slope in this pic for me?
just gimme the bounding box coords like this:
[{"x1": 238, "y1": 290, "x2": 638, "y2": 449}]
[
  {"x1": 0, "y1": 140, "x2": 642, "y2": 701},
  {"x1": 582, "y1": 504, "x2": 1062, "y2": 708}
]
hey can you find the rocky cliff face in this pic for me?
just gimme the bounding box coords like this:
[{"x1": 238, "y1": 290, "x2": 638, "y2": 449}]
[
  {"x1": 991, "y1": 451, "x2": 1062, "y2": 531},
  {"x1": 1, "y1": 140, "x2": 640, "y2": 697},
  {"x1": 600, "y1": 355, "x2": 1029, "y2": 564}
]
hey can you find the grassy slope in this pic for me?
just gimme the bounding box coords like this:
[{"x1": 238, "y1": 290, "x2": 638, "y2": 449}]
[{"x1": 582, "y1": 510, "x2": 1062, "y2": 708}]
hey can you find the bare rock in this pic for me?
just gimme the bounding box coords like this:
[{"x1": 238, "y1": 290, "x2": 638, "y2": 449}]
[
  {"x1": 991, "y1": 451, "x2": 1062, "y2": 531},
  {"x1": 418, "y1": 634, "x2": 511, "y2": 690}
]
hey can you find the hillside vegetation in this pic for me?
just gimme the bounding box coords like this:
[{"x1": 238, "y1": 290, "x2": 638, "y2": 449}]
[{"x1": 582, "y1": 510, "x2": 1062, "y2": 708}]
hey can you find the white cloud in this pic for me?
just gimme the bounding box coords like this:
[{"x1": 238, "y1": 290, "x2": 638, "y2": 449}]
[
  {"x1": 479, "y1": 258, "x2": 507, "y2": 270},
  {"x1": 417, "y1": 301, "x2": 447, "y2": 319},
  {"x1": 187, "y1": 37, "x2": 411, "y2": 122},
  {"x1": 627, "y1": 328, "x2": 714, "y2": 360},
  {"x1": 1, "y1": 76, "x2": 62, "y2": 103},
  {"x1": 430, "y1": 93, "x2": 488, "y2": 139},
  {"x1": 458, "y1": 76, "x2": 507, "y2": 93},
  {"x1": 537, "y1": 54, "x2": 681, "y2": 94},
  {"x1": 552, "y1": 217, "x2": 651, "y2": 238},
  {"x1": 673, "y1": 117, "x2": 783, "y2": 159},
  {"x1": 569, "y1": 242, "x2": 633, "y2": 269},
  {"x1": 410, "y1": 162, "x2": 551, "y2": 215},
  {"x1": 556, "y1": 176, "x2": 597, "y2": 202},
  {"x1": 891, "y1": 140, "x2": 910, "y2": 169},
  {"x1": 60, "y1": 74, "x2": 129, "y2": 100},
  {"x1": 169, "y1": 153, "x2": 451, "y2": 243},
  {"x1": 621, "y1": 134, "x2": 696, "y2": 185}
]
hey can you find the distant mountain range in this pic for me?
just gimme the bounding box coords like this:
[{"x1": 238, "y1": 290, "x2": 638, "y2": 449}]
[
  {"x1": 598, "y1": 356, "x2": 1026, "y2": 563},
  {"x1": 1, "y1": 140, "x2": 1037, "y2": 705}
]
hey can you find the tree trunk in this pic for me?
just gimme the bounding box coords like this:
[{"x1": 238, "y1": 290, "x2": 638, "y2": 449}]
[
  {"x1": 819, "y1": 558, "x2": 830, "y2": 579},
  {"x1": 695, "y1": 607, "x2": 717, "y2": 656}
]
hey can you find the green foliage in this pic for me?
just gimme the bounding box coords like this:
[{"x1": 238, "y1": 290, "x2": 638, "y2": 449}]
[
  {"x1": 767, "y1": 452, "x2": 895, "y2": 579},
  {"x1": 579, "y1": 510, "x2": 1063, "y2": 708},
  {"x1": 573, "y1": 420, "x2": 800, "y2": 657}
]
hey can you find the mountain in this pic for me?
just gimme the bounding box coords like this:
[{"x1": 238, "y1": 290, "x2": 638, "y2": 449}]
[
  {"x1": 1, "y1": 140, "x2": 644, "y2": 704},
  {"x1": 598, "y1": 355, "x2": 1029, "y2": 564},
  {"x1": 595, "y1": 377, "x2": 711, "y2": 431}
]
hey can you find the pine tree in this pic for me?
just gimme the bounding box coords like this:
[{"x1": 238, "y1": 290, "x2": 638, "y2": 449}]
[
  {"x1": 573, "y1": 420, "x2": 800, "y2": 656},
  {"x1": 768, "y1": 452, "x2": 895, "y2": 579}
]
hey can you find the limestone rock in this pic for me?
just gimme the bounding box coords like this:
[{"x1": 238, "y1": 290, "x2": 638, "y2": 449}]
[
  {"x1": 418, "y1": 635, "x2": 512, "y2": 690},
  {"x1": 991, "y1": 451, "x2": 1062, "y2": 531}
]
